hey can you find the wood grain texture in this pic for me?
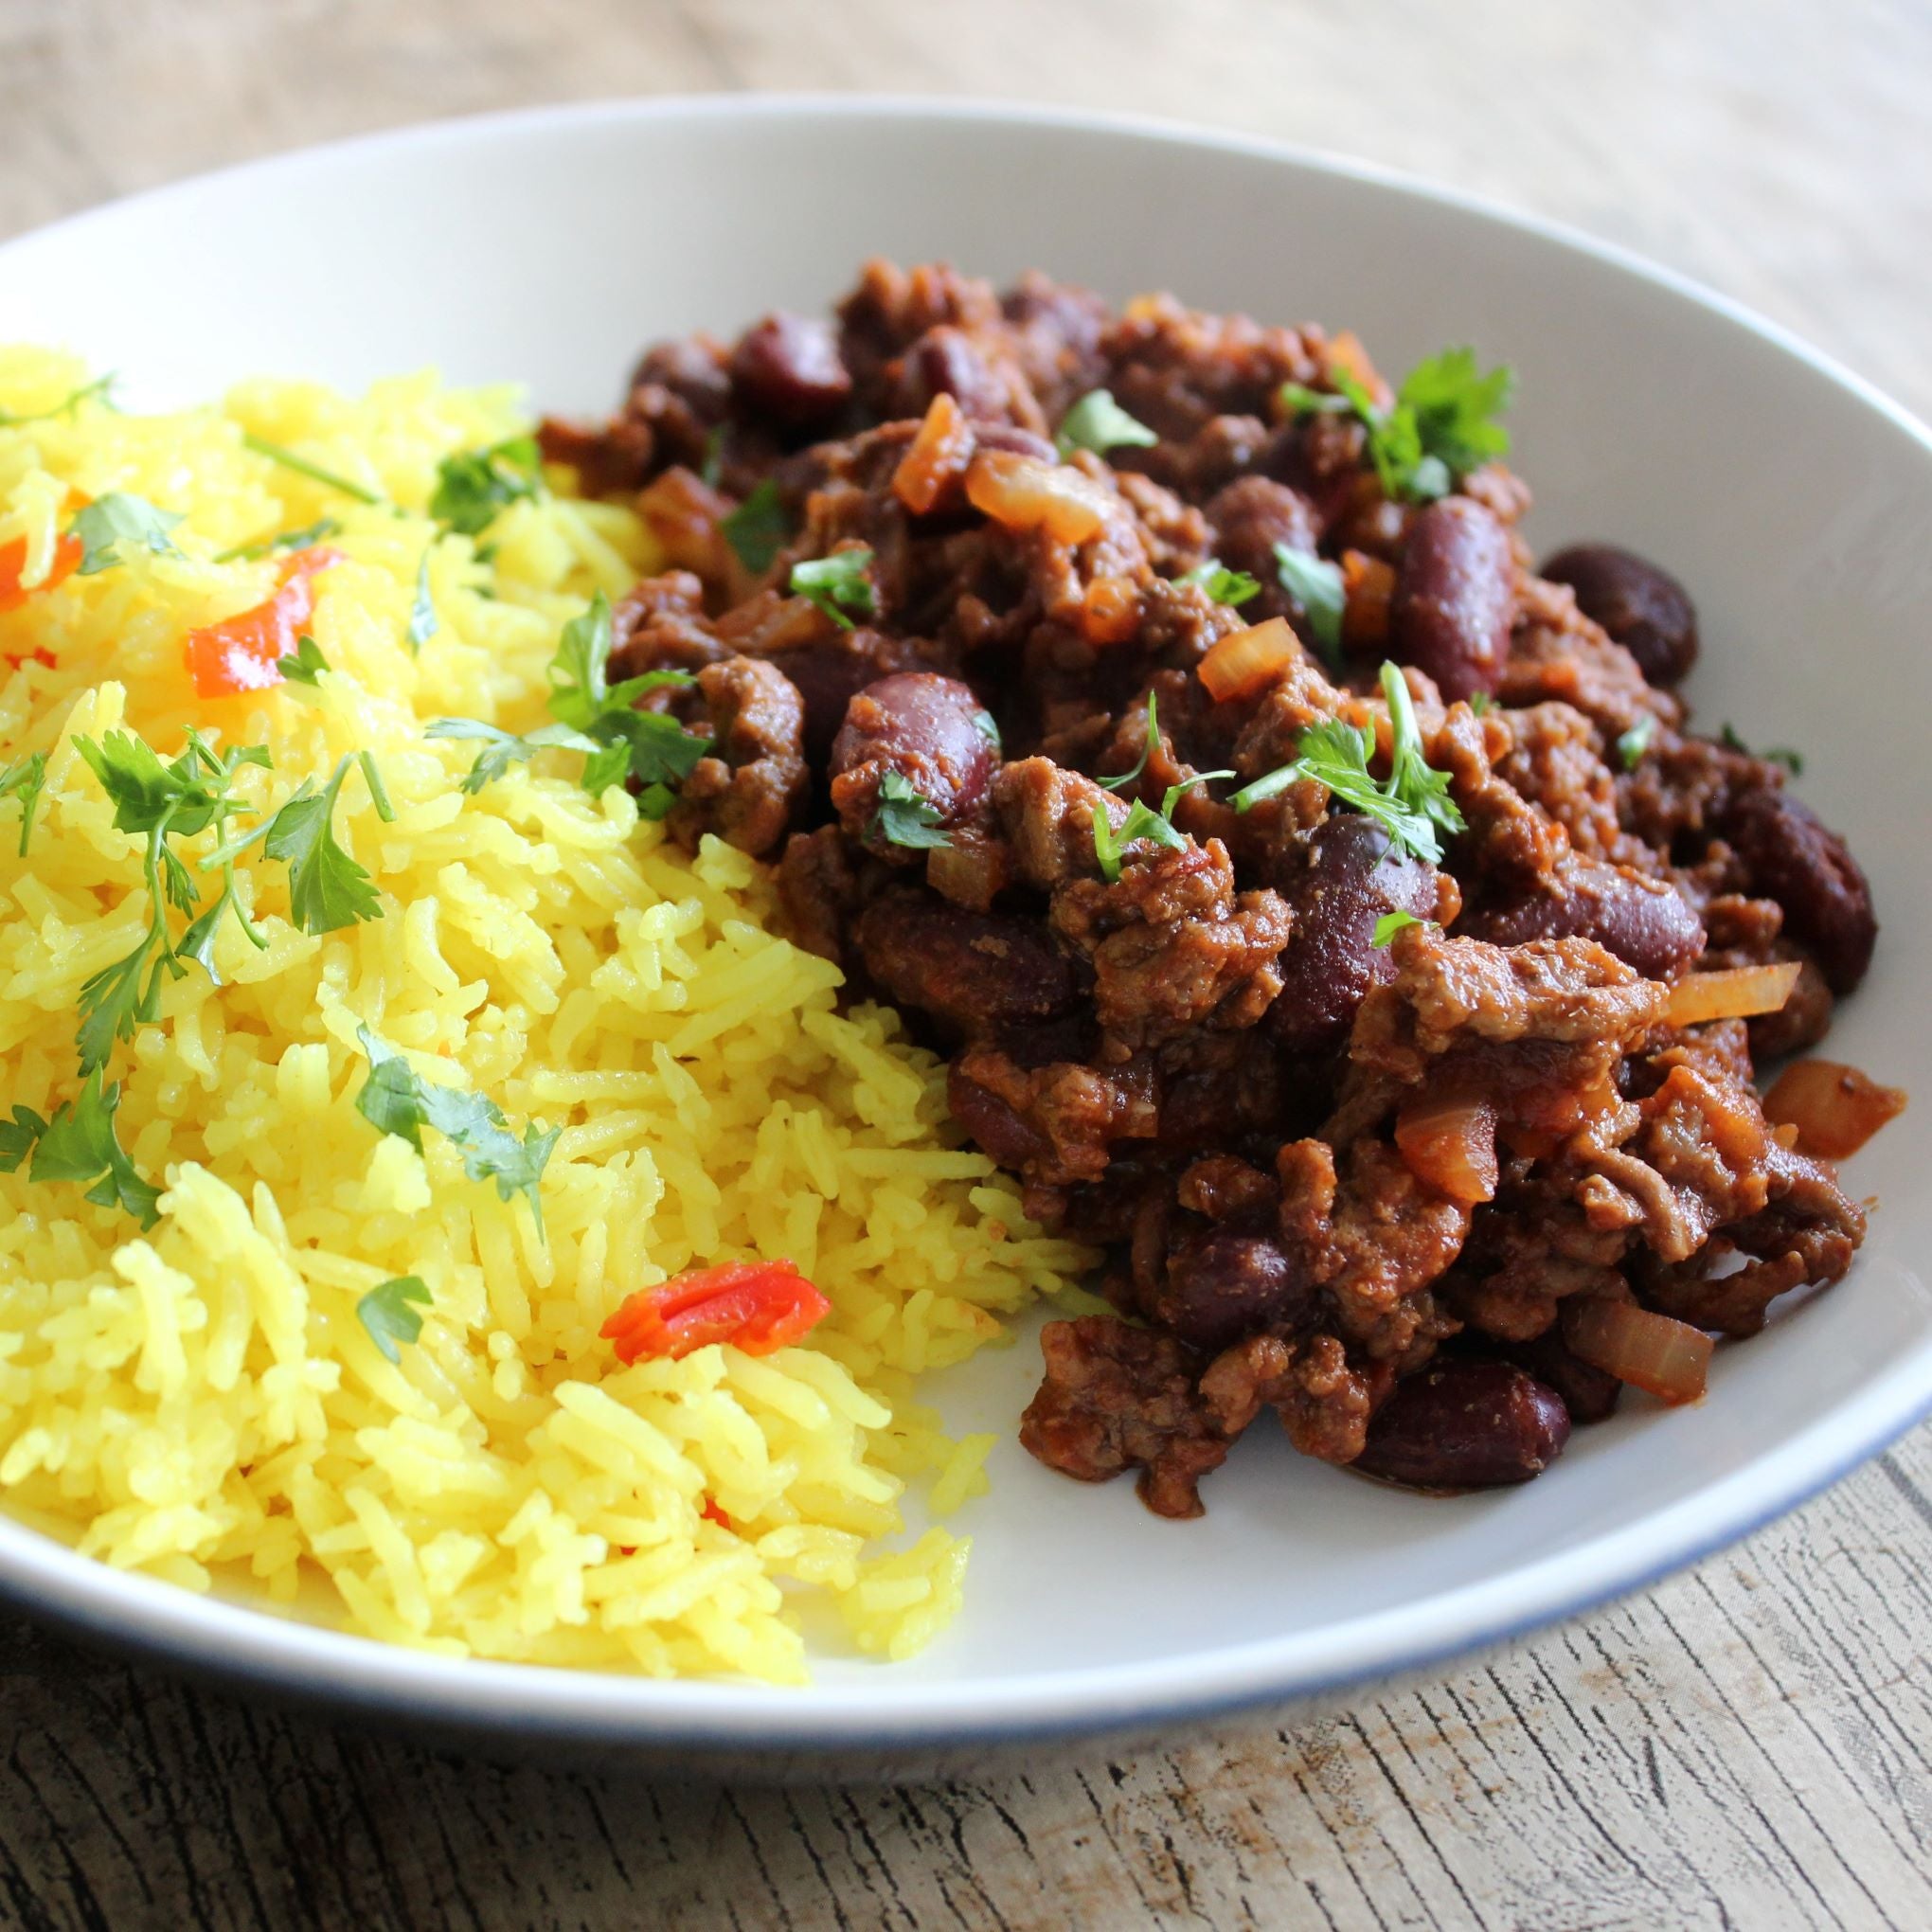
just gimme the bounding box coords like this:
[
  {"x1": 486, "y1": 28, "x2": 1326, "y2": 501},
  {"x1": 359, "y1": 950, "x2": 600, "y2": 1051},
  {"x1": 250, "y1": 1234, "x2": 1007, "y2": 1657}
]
[{"x1": 2, "y1": 2, "x2": 1930, "y2": 1926}]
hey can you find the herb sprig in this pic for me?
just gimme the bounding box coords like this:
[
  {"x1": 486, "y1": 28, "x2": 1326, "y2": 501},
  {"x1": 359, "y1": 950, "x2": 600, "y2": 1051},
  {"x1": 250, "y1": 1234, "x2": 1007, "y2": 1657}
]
[
  {"x1": 1174, "y1": 562, "x2": 1261, "y2": 607},
  {"x1": 721, "y1": 479, "x2": 789, "y2": 574},
  {"x1": 0, "y1": 1069, "x2": 160, "y2": 1228},
  {"x1": 429, "y1": 593, "x2": 705, "y2": 813},
  {"x1": 870, "y1": 771, "x2": 949, "y2": 850},
  {"x1": 430, "y1": 436, "x2": 543, "y2": 536},
  {"x1": 1280, "y1": 347, "x2": 1513, "y2": 503},
  {"x1": 1273, "y1": 544, "x2": 1345, "y2": 663},
  {"x1": 0, "y1": 751, "x2": 46, "y2": 857},
  {"x1": 790, "y1": 548, "x2": 877, "y2": 631},
  {"x1": 1056, "y1": 389, "x2": 1158, "y2": 459},
  {"x1": 0, "y1": 372, "x2": 117, "y2": 429},
  {"x1": 357, "y1": 1276, "x2": 433, "y2": 1365},
  {"x1": 72, "y1": 494, "x2": 184, "y2": 576},
  {"x1": 1230, "y1": 662, "x2": 1464, "y2": 863},
  {"x1": 354, "y1": 1027, "x2": 560, "y2": 1236}
]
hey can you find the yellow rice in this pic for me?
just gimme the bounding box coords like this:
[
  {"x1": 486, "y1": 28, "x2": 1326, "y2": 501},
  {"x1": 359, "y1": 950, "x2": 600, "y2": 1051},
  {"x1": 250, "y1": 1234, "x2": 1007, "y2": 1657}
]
[{"x1": 0, "y1": 347, "x2": 1093, "y2": 1681}]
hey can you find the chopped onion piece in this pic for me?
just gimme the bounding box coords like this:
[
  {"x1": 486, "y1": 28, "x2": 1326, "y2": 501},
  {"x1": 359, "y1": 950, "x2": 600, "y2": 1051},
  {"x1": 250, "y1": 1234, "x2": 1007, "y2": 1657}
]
[
  {"x1": 893, "y1": 392, "x2": 973, "y2": 515},
  {"x1": 1394, "y1": 1092, "x2": 1498, "y2": 1205},
  {"x1": 963, "y1": 449, "x2": 1111, "y2": 544},
  {"x1": 1198, "y1": 617, "x2": 1299, "y2": 704},
  {"x1": 1762, "y1": 1058, "x2": 1905, "y2": 1160},
  {"x1": 1663, "y1": 960, "x2": 1801, "y2": 1028},
  {"x1": 1563, "y1": 1299, "x2": 1712, "y2": 1404}
]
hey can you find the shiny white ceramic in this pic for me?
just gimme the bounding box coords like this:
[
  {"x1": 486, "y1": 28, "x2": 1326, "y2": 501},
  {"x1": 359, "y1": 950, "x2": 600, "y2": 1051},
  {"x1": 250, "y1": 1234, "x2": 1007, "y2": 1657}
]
[{"x1": 1, "y1": 98, "x2": 1927, "y2": 1770}]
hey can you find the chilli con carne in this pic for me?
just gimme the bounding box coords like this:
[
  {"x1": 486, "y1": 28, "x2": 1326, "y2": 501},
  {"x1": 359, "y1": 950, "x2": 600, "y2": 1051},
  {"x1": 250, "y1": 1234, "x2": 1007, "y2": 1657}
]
[{"x1": 546, "y1": 259, "x2": 1887, "y2": 1514}]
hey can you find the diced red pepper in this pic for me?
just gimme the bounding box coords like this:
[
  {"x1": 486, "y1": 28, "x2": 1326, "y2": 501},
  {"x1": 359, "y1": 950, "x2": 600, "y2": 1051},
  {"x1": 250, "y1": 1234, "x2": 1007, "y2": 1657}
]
[
  {"x1": 599, "y1": 1260, "x2": 832, "y2": 1363},
  {"x1": 183, "y1": 546, "x2": 341, "y2": 698},
  {"x1": 0, "y1": 531, "x2": 82, "y2": 615},
  {"x1": 700, "y1": 1498, "x2": 733, "y2": 1530}
]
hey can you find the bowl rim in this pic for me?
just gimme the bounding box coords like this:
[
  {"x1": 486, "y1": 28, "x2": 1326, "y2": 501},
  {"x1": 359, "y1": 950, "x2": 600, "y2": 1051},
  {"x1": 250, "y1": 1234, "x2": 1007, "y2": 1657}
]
[{"x1": 2, "y1": 89, "x2": 1929, "y2": 1754}]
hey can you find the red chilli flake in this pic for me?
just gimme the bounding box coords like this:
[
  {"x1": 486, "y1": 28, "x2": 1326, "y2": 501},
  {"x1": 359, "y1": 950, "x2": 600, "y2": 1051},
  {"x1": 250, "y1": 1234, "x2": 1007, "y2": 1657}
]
[
  {"x1": 183, "y1": 546, "x2": 341, "y2": 698},
  {"x1": 700, "y1": 1499, "x2": 733, "y2": 1530},
  {"x1": 599, "y1": 1260, "x2": 832, "y2": 1364}
]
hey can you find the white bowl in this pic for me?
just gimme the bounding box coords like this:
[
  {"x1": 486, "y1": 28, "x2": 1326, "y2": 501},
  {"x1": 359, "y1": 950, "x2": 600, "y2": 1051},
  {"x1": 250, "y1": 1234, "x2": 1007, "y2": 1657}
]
[{"x1": 2, "y1": 97, "x2": 1928, "y2": 1774}]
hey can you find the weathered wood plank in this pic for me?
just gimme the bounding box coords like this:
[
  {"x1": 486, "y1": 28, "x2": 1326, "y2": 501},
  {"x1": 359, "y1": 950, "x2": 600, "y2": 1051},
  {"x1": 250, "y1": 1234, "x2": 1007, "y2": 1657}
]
[{"x1": 1, "y1": 1, "x2": 1929, "y2": 1926}]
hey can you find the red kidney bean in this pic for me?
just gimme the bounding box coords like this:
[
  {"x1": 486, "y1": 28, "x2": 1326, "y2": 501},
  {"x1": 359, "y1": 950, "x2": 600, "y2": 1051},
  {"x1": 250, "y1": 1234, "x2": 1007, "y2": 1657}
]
[
  {"x1": 895, "y1": 325, "x2": 1012, "y2": 423},
  {"x1": 727, "y1": 313, "x2": 853, "y2": 429},
  {"x1": 857, "y1": 892, "x2": 1082, "y2": 1040},
  {"x1": 1502, "y1": 1329, "x2": 1622, "y2": 1425},
  {"x1": 1149, "y1": 1225, "x2": 1311, "y2": 1352},
  {"x1": 831, "y1": 672, "x2": 1001, "y2": 848},
  {"x1": 1352, "y1": 1359, "x2": 1571, "y2": 1489},
  {"x1": 1204, "y1": 476, "x2": 1323, "y2": 626},
  {"x1": 1718, "y1": 789, "x2": 1876, "y2": 994},
  {"x1": 1468, "y1": 860, "x2": 1704, "y2": 980},
  {"x1": 1267, "y1": 816, "x2": 1440, "y2": 1053},
  {"x1": 1542, "y1": 543, "x2": 1699, "y2": 685},
  {"x1": 947, "y1": 1064, "x2": 1054, "y2": 1170},
  {"x1": 1391, "y1": 498, "x2": 1515, "y2": 699}
]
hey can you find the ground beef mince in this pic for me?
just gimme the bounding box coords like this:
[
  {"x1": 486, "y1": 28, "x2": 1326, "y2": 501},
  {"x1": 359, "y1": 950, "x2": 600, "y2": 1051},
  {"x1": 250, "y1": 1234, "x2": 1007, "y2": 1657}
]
[{"x1": 551, "y1": 260, "x2": 1881, "y2": 1516}]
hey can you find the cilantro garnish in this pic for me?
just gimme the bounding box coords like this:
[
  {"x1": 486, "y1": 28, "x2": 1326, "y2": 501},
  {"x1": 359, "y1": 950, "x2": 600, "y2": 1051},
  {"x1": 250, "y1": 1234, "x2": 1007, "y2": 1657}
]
[
  {"x1": 213, "y1": 516, "x2": 343, "y2": 566},
  {"x1": 1371, "y1": 910, "x2": 1424, "y2": 948},
  {"x1": 1090, "y1": 768, "x2": 1234, "y2": 883},
  {"x1": 1273, "y1": 544, "x2": 1345, "y2": 662},
  {"x1": 72, "y1": 729, "x2": 275, "y2": 1067},
  {"x1": 357, "y1": 1276, "x2": 433, "y2": 1365},
  {"x1": 1616, "y1": 715, "x2": 1655, "y2": 771},
  {"x1": 359, "y1": 750, "x2": 396, "y2": 824},
  {"x1": 0, "y1": 372, "x2": 117, "y2": 429},
  {"x1": 0, "y1": 751, "x2": 46, "y2": 857},
  {"x1": 1230, "y1": 662, "x2": 1464, "y2": 863},
  {"x1": 430, "y1": 437, "x2": 542, "y2": 536},
  {"x1": 70, "y1": 493, "x2": 185, "y2": 576},
  {"x1": 1719, "y1": 723, "x2": 1803, "y2": 776},
  {"x1": 354, "y1": 1027, "x2": 561, "y2": 1236},
  {"x1": 870, "y1": 771, "x2": 950, "y2": 850},
  {"x1": 1280, "y1": 348, "x2": 1513, "y2": 503},
  {"x1": 408, "y1": 551, "x2": 438, "y2": 652},
  {"x1": 973, "y1": 708, "x2": 1002, "y2": 751},
  {"x1": 1470, "y1": 691, "x2": 1494, "y2": 716},
  {"x1": 1056, "y1": 389, "x2": 1158, "y2": 458},
  {"x1": 244, "y1": 433, "x2": 385, "y2": 506},
  {"x1": 1174, "y1": 562, "x2": 1261, "y2": 607},
  {"x1": 1100, "y1": 691, "x2": 1162, "y2": 793},
  {"x1": 276, "y1": 635, "x2": 329, "y2": 687},
  {"x1": 721, "y1": 480, "x2": 789, "y2": 574},
  {"x1": 15, "y1": 1069, "x2": 160, "y2": 1227},
  {"x1": 261, "y1": 756, "x2": 384, "y2": 935},
  {"x1": 790, "y1": 548, "x2": 877, "y2": 631},
  {"x1": 429, "y1": 591, "x2": 703, "y2": 801}
]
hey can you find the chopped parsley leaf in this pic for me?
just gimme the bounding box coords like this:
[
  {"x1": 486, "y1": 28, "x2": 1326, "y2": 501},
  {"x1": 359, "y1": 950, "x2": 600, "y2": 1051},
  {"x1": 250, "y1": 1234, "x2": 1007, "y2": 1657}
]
[
  {"x1": 1616, "y1": 715, "x2": 1655, "y2": 771},
  {"x1": 870, "y1": 770, "x2": 950, "y2": 850},
  {"x1": 354, "y1": 1027, "x2": 560, "y2": 1236},
  {"x1": 0, "y1": 751, "x2": 47, "y2": 857},
  {"x1": 1371, "y1": 910, "x2": 1424, "y2": 948},
  {"x1": 1056, "y1": 389, "x2": 1158, "y2": 458},
  {"x1": 1174, "y1": 561, "x2": 1262, "y2": 607},
  {"x1": 790, "y1": 548, "x2": 877, "y2": 631},
  {"x1": 262, "y1": 756, "x2": 383, "y2": 934},
  {"x1": 1230, "y1": 662, "x2": 1464, "y2": 863},
  {"x1": 0, "y1": 371, "x2": 117, "y2": 429},
  {"x1": 1719, "y1": 722, "x2": 1803, "y2": 775},
  {"x1": 1090, "y1": 769, "x2": 1234, "y2": 883},
  {"x1": 71, "y1": 493, "x2": 184, "y2": 576},
  {"x1": 430, "y1": 436, "x2": 542, "y2": 536},
  {"x1": 275, "y1": 635, "x2": 329, "y2": 687},
  {"x1": 1273, "y1": 543, "x2": 1345, "y2": 662},
  {"x1": 23, "y1": 1069, "x2": 160, "y2": 1227},
  {"x1": 1279, "y1": 347, "x2": 1513, "y2": 503},
  {"x1": 357, "y1": 1276, "x2": 433, "y2": 1365},
  {"x1": 242, "y1": 433, "x2": 385, "y2": 506},
  {"x1": 721, "y1": 479, "x2": 789, "y2": 574},
  {"x1": 1100, "y1": 690, "x2": 1162, "y2": 793}
]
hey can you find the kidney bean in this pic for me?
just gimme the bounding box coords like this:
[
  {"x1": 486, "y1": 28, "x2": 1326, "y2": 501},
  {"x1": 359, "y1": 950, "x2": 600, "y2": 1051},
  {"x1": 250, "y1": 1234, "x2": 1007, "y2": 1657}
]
[
  {"x1": 727, "y1": 313, "x2": 852, "y2": 430},
  {"x1": 1469, "y1": 860, "x2": 1704, "y2": 980},
  {"x1": 1204, "y1": 476, "x2": 1323, "y2": 624},
  {"x1": 1352, "y1": 1358, "x2": 1571, "y2": 1489},
  {"x1": 857, "y1": 892, "x2": 1081, "y2": 1040},
  {"x1": 896, "y1": 325, "x2": 1012, "y2": 423},
  {"x1": 831, "y1": 672, "x2": 1001, "y2": 849},
  {"x1": 1542, "y1": 543, "x2": 1698, "y2": 685},
  {"x1": 1149, "y1": 1225, "x2": 1311, "y2": 1352},
  {"x1": 1501, "y1": 1329, "x2": 1622, "y2": 1425},
  {"x1": 1267, "y1": 816, "x2": 1440, "y2": 1053},
  {"x1": 1718, "y1": 789, "x2": 1876, "y2": 994},
  {"x1": 947, "y1": 1064, "x2": 1054, "y2": 1170},
  {"x1": 1390, "y1": 498, "x2": 1515, "y2": 699}
]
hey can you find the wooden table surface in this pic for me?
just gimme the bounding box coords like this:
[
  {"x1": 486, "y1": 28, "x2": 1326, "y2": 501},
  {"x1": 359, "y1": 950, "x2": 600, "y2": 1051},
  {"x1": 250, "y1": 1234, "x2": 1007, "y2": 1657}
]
[{"x1": 3, "y1": 2, "x2": 1930, "y2": 1925}]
